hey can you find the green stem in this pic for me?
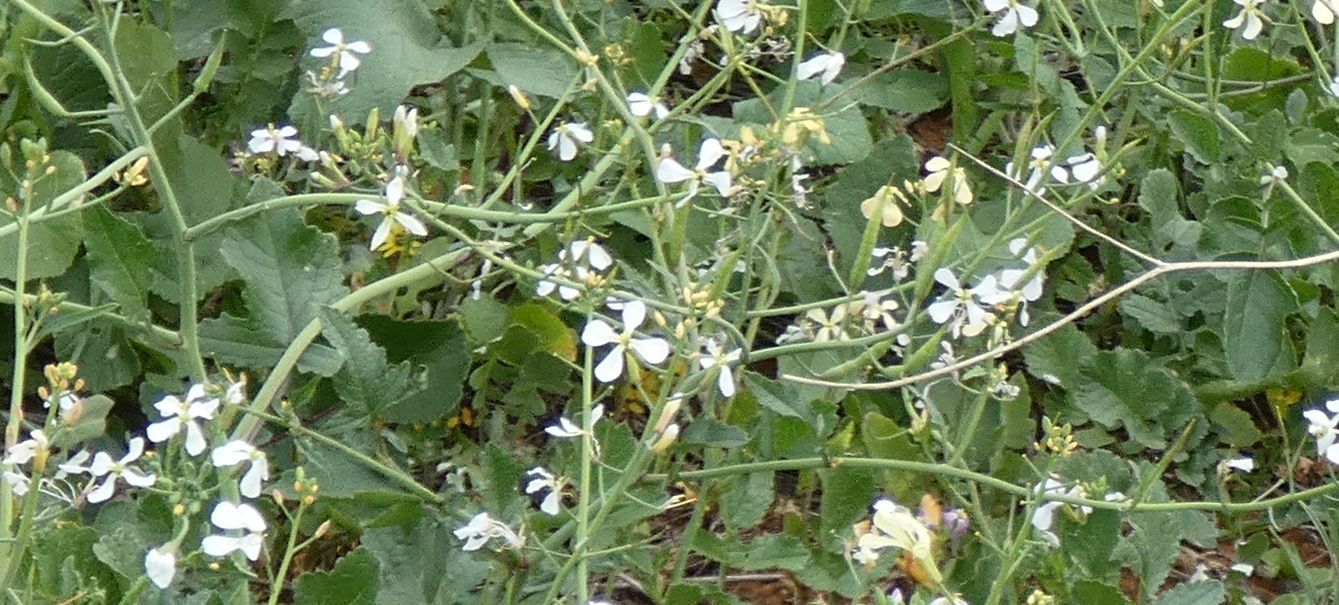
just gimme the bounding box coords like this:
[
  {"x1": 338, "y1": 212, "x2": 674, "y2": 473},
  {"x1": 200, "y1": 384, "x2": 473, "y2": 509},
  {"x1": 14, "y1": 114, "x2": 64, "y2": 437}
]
[
  {"x1": 576, "y1": 343, "x2": 595, "y2": 605},
  {"x1": 0, "y1": 183, "x2": 33, "y2": 576},
  {"x1": 266, "y1": 504, "x2": 306, "y2": 605},
  {"x1": 1277, "y1": 180, "x2": 1339, "y2": 246}
]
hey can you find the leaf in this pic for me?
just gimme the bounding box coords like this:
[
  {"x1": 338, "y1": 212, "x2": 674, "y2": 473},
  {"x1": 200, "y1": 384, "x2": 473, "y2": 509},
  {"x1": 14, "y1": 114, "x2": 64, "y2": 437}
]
[
  {"x1": 509, "y1": 302, "x2": 577, "y2": 362},
  {"x1": 734, "y1": 81, "x2": 872, "y2": 165},
  {"x1": 0, "y1": 150, "x2": 86, "y2": 280},
  {"x1": 1210, "y1": 402, "x2": 1262, "y2": 447},
  {"x1": 1072, "y1": 580, "x2": 1131, "y2": 605},
  {"x1": 819, "y1": 466, "x2": 876, "y2": 538},
  {"x1": 743, "y1": 372, "x2": 813, "y2": 421},
  {"x1": 1023, "y1": 323, "x2": 1097, "y2": 389},
  {"x1": 83, "y1": 206, "x2": 153, "y2": 319},
  {"x1": 486, "y1": 43, "x2": 579, "y2": 99},
  {"x1": 55, "y1": 324, "x2": 140, "y2": 391},
  {"x1": 1062, "y1": 509, "x2": 1121, "y2": 575},
  {"x1": 722, "y1": 472, "x2": 774, "y2": 531},
  {"x1": 291, "y1": 433, "x2": 421, "y2": 499},
  {"x1": 844, "y1": 69, "x2": 948, "y2": 114},
  {"x1": 52, "y1": 395, "x2": 115, "y2": 450},
  {"x1": 295, "y1": 548, "x2": 380, "y2": 605},
  {"x1": 1148, "y1": 580, "x2": 1225, "y2": 605},
  {"x1": 284, "y1": 0, "x2": 483, "y2": 120},
  {"x1": 319, "y1": 308, "x2": 415, "y2": 415},
  {"x1": 218, "y1": 206, "x2": 349, "y2": 344},
  {"x1": 356, "y1": 316, "x2": 470, "y2": 423},
  {"x1": 1223, "y1": 270, "x2": 1295, "y2": 382},
  {"x1": 681, "y1": 417, "x2": 750, "y2": 448},
  {"x1": 1166, "y1": 111, "x2": 1219, "y2": 163},
  {"x1": 1120, "y1": 294, "x2": 1182, "y2": 336},
  {"x1": 1073, "y1": 348, "x2": 1203, "y2": 450},
  {"x1": 198, "y1": 313, "x2": 343, "y2": 376}
]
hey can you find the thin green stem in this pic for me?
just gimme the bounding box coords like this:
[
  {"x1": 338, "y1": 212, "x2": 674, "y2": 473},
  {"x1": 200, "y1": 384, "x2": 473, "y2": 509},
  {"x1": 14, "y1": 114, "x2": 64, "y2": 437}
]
[{"x1": 267, "y1": 504, "x2": 306, "y2": 605}]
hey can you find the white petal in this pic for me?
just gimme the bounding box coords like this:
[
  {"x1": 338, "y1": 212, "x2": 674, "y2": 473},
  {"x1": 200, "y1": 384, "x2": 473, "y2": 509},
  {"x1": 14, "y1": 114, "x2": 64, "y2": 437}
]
[
  {"x1": 984, "y1": 0, "x2": 1009, "y2": 11},
  {"x1": 1315, "y1": 0, "x2": 1337, "y2": 24},
  {"x1": 355, "y1": 200, "x2": 386, "y2": 216},
  {"x1": 629, "y1": 337, "x2": 670, "y2": 364},
  {"x1": 309, "y1": 46, "x2": 336, "y2": 58},
  {"x1": 697, "y1": 139, "x2": 725, "y2": 170},
  {"x1": 87, "y1": 477, "x2": 117, "y2": 503},
  {"x1": 322, "y1": 28, "x2": 345, "y2": 45},
  {"x1": 581, "y1": 320, "x2": 619, "y2": 347},
  {"x1": 540, "y1": 491, "x2": 562, "y2": 515},
  {"x1": 993, "y1": 10, "x2": 1020, "y2": 36},
  {"x1": 718, "y1": 365, "x2": 736, "y2": 397},
  {"x1": 184, "y1": 421, "x2": 208, "y2": 456},
  {"x1": 558, "y1": 135, "x2": 578, "y2": 161},
  {"x1": 1016, "y1": 4, "x2": 1039, "y2": 27},
  {"x1": 121, "y1": 468, "x2": 157, "y2": 488},
  {"x1": 933, "y1": 268, "x2": 960, "y2": 290},
  {"x1": 622, "y1": 300, "x2": 648, "y2": 330},
  {"x1": 628, "y1": 93, "x2": 653, "y2": 116},
  {"x1": 212, "y1": 440, "x2": 254, "y2": 467},
  {"x1": 394, "y1": 212, "x2": 429, "y2": 237},
  {"x1": 584, "y1": 242, "x2": 613, "y2": 270},
  {"x1": 89, "y1": 452, "x2": 115, "y2": 476},
  {"x1": 655, "y1": 158, "x2": 694, "y2": 184},
  {"x1": 153, "y1": 395, "x2": 183, "y2": 418},
  {"x1": 146, "y1": 418, "x2": 181, "y2": 443},
  {"x1": 145, "y1": 547, "x2": 176, "y2": 589},
  {"x1": 124, "y1": 437, "x2": 146, "y2": 463},
  {"x1": 593, "y1": 348, "x2": 626, "y2": 382},
  {"x1": 346, "y1": 41, "x2": 371, "y2": 54},
  {"x1": 926, "y1": 300, "x2": 959, "y2": 324},
  {"x1": 369, "y1": 219, "x2": 393, "y2": 251},
  {"x1": 703, "y1": 171, "x2": 733, "y2": 196},
  {"x1": 1242, "y1": 13, "x2": 1263, "y2": 39},
  {"x1": 240, "y1": 464, "x2": 265, "y2": 499}
]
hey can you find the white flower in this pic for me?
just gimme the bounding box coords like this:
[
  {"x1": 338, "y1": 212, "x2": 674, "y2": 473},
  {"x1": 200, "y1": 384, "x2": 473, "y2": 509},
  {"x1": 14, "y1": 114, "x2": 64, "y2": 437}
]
[
  {"x1": 1315, "y1": 0, "x2": 1338, "y2": 23},
  {"x1": 4, "y1": 430, "x2": 48, "y2": 465},
  {"x1": 454, "y1": 512, "x2": 524, "y2": 551},
  {"x1": 715, "y1": 0, "x2": 765, "y2": 33},
  {"x1": 88, "y1": 437, "x2": 157, "y2": 504},
  {"x1": 247, "y1": 125, "x2": 318, "y2": 161},
  {"x1": 354, "y1": 172, "x2": 429, "y2": 251},
  {"x1": 581, "y1": 301, "x2": 671, "y2": 383},
  {"x1": 1223, "y1": 0, "x2": 1267, "y2": 40},
  {"x1": 627, "y1": 93, "x2": 670, "y2": 120},
  {"x1": 929, "y1": 597, "x2": 970, "y2": 605},
  {"x1": 1304, "y1": 399, "x2": 1339, "y2": 463},
  {"x1": 2, "y1": 471, "x2": 29, "y2": 496},
  {"x1": 796, "y1": 52, "x2": 845, "y2": 85},
  {"x1": 56, "y1": 450, "x2": 91, "y2": 478},
  {"x1": 698, "y1": 339, "x2": 742, "y2": 397},
  {"x1": 524, "y1": 467, "x2": 565, "y2": 516},
  {"x1": 536, "y1": 240, "x2": 614, "y2": 300},
  {"x1": 202, "y1": 501, "x2": 267, "y2": 561},
  {"x1": 995, "y1": 238, "x2": 1045, "y2": 325},
  {"x1": 857, "y1": 500, "x2": 941, "y2": 584},
  {"x1": 224, "y1": 379, "x2": 248, "y2": 406},
  {"x1": 1058, "y1": 152, "x2": 1102, "y2": 187},
  {"x1": 656, "y1": 139, "x2": 733, "y2": 204},
  {"x1": 1005, "y1": 144, "x2": 1058, "y2": 193},
  {"x1": 926, "y1": 269, "x2": 1001, "y2": 338},
  {"x1": 1219, "y1": 456, "x2": 1256, "y2": 474},
  {"x1": 304, "y1": 70, "x2": 350, "y2": 97},
  {"x1": 548, "y1": 121, "x2": 595, "y2": 162},
  {"x1": 145, "y1": 545, "x2": 177, "y2": 589},
  {"x1": 393, "y1": 105, "x2": 419, "y2": 140},
  {"x1": 860, "y1": 185, "x2": 908, "y2": 228},
  {"x1": 910, "y1": 240, "x2": 929, "y2": 262},
  {"x1": 546, "y1": 404, "x2": 605, "y2": 439},
  {"x1": 42, "y1": 391, "x2": 78, "y2": 411},
  {"x1": 984, "y1": 0, "x2": 1040, "y2": 36},
  {"x1": 146, "y1": 384, "x2": 220, "y2": 456},
  {"x1": 211, "y1": 440, "x2": 270, "y2": 499},
  {"x1": 868, "y1": 247, "x2": 911, "y2": 280},
  {"x1": 805, "y1": 305, "x2": 851, "y2": 342},
  {"x1": 923, "y1": 156, "x2": 973, "y2": 206},
  {"x1": 309, "y1": 28, "x2": 371, "y2": 76}
]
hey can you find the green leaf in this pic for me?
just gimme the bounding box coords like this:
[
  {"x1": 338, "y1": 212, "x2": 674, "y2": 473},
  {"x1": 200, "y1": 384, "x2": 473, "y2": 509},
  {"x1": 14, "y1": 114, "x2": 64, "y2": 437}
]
[
  {"x1": 681, "y1": 417, "x2": 750, "y2": 448},
  {"x1": 1023, "y1": 323, "x2": 1097, "y2": 389},
  {"x1": 295, "y1": 548, "x2": 381, "y2": 605},
  {"x1": 819, "y1": 467, "x2": 875, "y2": 538},
  {"x1": 319, "y1": 308, "x2": 415, "y2": 415},
  {"x1": 198, "y1": 313, "x2": 343, "y2": 375},
  {"x1": 0, "y1": 150, "x2": 86, "y2": 280},
  {"x1": 722, "y1": 472, "x2": 774, "y2": 531},
  {"x1": 844, "y1": 69, "x2": 947, "y2": 114},
  {"x1": 285, "y1": 1, "x2": 483, "y2": 120},
  {"x1": 54, "y1": 324, "x2": 140, "y2": 391},
  {"x1": 1073, "y1": 348, "x2": 1203, "y2": 450},
  {"x1": 291, "y1": 433, "x2": 422, "y2": 499},
  {"x1": 1120, "y1": 294, "x2": 1182, "y2": 336},
  {"x1": 1062, "y1": 509, "x2": 1121, "y2": 576},
  {"x1": 743, "y1": 372, "x2": 813, "y2": 421},
  {"x1": 1148, "y1": 581, "x2": 1225, "y2": 605},
  {"x1": 356, "y1": 316, "x2": 469, "y2": 423},
  {"x1": 83, "y1": 206, "x2": 153, "y2": 319},
  {"x1": 1137, "y1": 168, "x2": 1199, "y2": 251},
  {"x1": 1209, "y1": 402, "x2": 1263, "y2": 447},
  {"x1": 1072, "y1": 580, "x2": 1131, "y2": 605},
  {"x1": 1284, "y1": 128, "x2": 1339, "y2": 169},
  {"x1": 734, "y1": 82, "x2": 872, "y2": 165},
  {"x1": 486, "y1": 43, "x2": 579, "y2": 99},
  {"x1": 1167, "y1": 110, "x2": 1219, "y2": 163},
  {"x1": 1223, "y1": 270, "x2": 1295, "y2": 382},
  {"x1": 50, "y1": 395, "x2": 115, "y2": 449}
]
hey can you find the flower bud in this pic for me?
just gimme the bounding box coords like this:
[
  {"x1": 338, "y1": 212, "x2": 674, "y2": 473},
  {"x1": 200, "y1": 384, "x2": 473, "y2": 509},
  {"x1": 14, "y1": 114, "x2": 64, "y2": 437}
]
[
  {"x1": 650, "y1": 423, "x2": 679, "y2": 453},
  {"x1": 507, "y1": 85, "x2": 531, "y2": 110}
]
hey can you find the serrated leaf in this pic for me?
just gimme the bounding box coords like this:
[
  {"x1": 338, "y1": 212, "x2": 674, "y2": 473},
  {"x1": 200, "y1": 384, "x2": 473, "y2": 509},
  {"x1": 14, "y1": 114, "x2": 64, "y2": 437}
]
[
  {"x1": 1121, "y1": 294, "x2": 1182, "y2": 335},
  {"x1": 356, "y1": 316, "x2": 469, "y2": 423},
  {"x1": 681, "y1": 417, "x2": 750, "y2": 448},
  {"x1": 319, "y1": 308, "x2": 415, "y2": 415},
  {"x1": 1210, "y1": 402, "x2": 1262, "y2": 447},
  {"x1": 744, "y1": 372, "x2": 813, "y2": 421},
  {"x1": 83, "y1": 206, "x2": 153, "y2": 319},
  {"x1": 1167, "y1": 110, "x2": 1219, "y2": 163},
  {"x1": 1223, "y1": 270, "x2": 1295, "y2": 382},
  {"x1": 0, "y1": 151, "x2": 86, "y2": 280},
  {"x1": 1073, "y1": 348, "x2": 1203, "y2": 450},
  {"x1": 295, "y1": 548, "x2": 380, "y2": 605},
  {"x1": 820, "y1": 467, "x2": 875, "y2": 537},
  {"x1": 199, "y1": 313, "x2": 343, "y2": 376},
  {"x1": 51, "y1": 394, "x2": 114, "y2": 450},
  {"x1": 1023, "y1": 323, "x2": 1097, "y2": 389},
  {"x1": 509, "y1": 302, "x2": 577, "y2": 362},
  {"x1": 845, "y1": 69, "x2": 947, "y2": 113}
]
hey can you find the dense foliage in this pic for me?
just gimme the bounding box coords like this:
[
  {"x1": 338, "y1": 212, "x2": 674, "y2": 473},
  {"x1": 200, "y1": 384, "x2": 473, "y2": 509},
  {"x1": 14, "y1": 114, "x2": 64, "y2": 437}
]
[{"x1": 4, "y1": 0, "x2": 1339, "y2": 603}]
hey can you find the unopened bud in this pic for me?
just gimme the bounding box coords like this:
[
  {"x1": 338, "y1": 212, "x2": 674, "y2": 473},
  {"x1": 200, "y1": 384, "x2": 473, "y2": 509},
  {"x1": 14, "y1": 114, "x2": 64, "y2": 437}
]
[
  {"x1": 173, "y1": 503, "x2": 187, "y2": 516},
  {"x1": 650, "y1": 424, "x2": 680, "y2": 453},
  {"x1": 654, "y1": 396, "x2": 682, "y2": 433},
  {"x1": 313, "y1": 519, "x2": 333, "y2": 540},
  {"x1": 507, "y1": 85, "x2": 531, "y2": 110}
]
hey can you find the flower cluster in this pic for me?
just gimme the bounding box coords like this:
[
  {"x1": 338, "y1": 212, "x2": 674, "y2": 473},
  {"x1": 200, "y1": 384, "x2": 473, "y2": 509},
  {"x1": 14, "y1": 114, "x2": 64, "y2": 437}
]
[
  {"x1": 927, "y1": 237, "x2": 1046, "y2": 338},
  {"x1": 306, "y1": 28, "x2": 370, "y2": 97},
  {"x1": 536, "y1": 239, "x2": 615, "y2": 301}
]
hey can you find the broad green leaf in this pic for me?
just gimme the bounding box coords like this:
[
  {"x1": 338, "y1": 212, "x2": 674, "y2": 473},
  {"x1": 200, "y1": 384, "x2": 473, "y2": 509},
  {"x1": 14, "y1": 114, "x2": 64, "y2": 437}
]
[
  {"x1": 1120, "y1": 294, "x2": 1182, "y2": 336},
  {"x1": 51, "y1": 395, "x2": 114, "y2": 449},
  {"x1": 357, "y1": 316, "x2": 469, "y2": 423},
  {"x1": 284, "y1": 0, "x2": 483, "y2": 120},
  {"x1": 1223, "y1": 270, "x2": 1295, "y2": 382},
  {"x1": 722, "y1": 472, "x2": 774, "y2": 531},
  {"x1": 295, "y1": 548, "x2": 381, "y2": 605},
  {"x1": 1072, "y1": 580, "x2": 1131, "y2": 605},
  {"x1": 844, "y1": 69, "x2": 948, "y2": 114},
  {"x1": 1023, "y1": 323, "x2": 1096, "y2": 389},
  {"x1": 319, "y1": 308, "x2": 415, "y2": 415},
  {"x1": 509, "y1": 302, "x2": 577, "y2": 362},
  {"x1": 743, "y1": 372, "x2": 813, "y2": 421},
  {"x1": 486, "y1": 43, "x2": 579, "y2": 99},
  {"x1": 681, "y1": 417, "x2": 750, "y2": 448},
  {"x1": 198, "y1": 313, "x2": 343, "y2": 375},
  {"x1": 219, "y1": 207, "x2": 349, "y2": 344},
  {"x1": 0, "y1": 149, "x2": 86, "y2": 280},
  {"x1": 1209, "y1": 402, "x2": 1262, "y2": 447},
  {"x1": 83, "y1": 206, "x2": 153, "y2": 319},
  {"x1": 291, "y1": 432, "x2": 421, "y2": 499},
  {"x1": 362, "y1": 512, "x2": 492, "y2": 605},
  {"x1": 1285, "y1": 128, "x2": 1339, "y2": 169},
  {"x1": 1073, "y1": 348, "x2": 1203, "y2": 450},
  {"x1": 819, "y1": 466, "x2": 875, "y2": 538},
  {"x1": 1138, "y1": 168, "x2": 1200, "y2": 251},
  {"x1": 457, "y1": 297, "x2": 509, "y2": 345},
  {"x1": 32, "y1": 525, "x2": 117, "y2": 597},
  {"x1": 1062, "y1": 509, "x2": 1121, "y2": 576},
  {"x1": 1167, "y1": 110, "x2": 1219, "y2": 163},
  {"x1": 55, "y1": 324, "x2": 140, "y2": 391}
]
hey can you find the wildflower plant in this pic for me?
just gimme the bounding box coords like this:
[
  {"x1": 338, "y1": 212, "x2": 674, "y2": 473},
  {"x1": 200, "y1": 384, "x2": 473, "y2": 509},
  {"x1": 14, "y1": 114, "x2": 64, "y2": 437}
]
[{"x1": 7, "y1": 0, "x2": 1339, "y2": 603}]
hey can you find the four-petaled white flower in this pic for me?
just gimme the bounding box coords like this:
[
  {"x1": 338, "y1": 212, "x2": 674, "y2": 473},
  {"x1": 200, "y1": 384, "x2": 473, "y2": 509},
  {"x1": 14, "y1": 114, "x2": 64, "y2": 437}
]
[
  {"x1": 88, "y1": 437, "x2": 157, "y2": 504},
  {"x1": 454, "y1": 512, "x2": 525, "y2": 551},
  {"x1": 929, "y1": 597, "x2": 970, "y2": 605},
  {"x1": 1317, "y1": 0, "x2": 1339, "y2": 23},
  {"x1": 4, "y1": 430, "x2": 48, "y2": 465},
  {"x1": 715, "y1": 0, "x2": 765, "y2": 33},
  {"x1": 656, "y1": 139, "x2": 734, "y2": 205},
  {"x1": 627, "y1": 93, "x2": 670, "y2": 120},
  {"x1": 247, "y1": 125, "x2": 319, "y2": 161},
  {"x1": 1304, "y1": 399, "x2": 1339, "y2": 463},
  {"x1": 147, "y1": 384, "x2": 220, "y2": 456},
  {"x1": 581, "y1": 301, "x2": 671, "y2": 383},
  {"x1": 546, "y1": 404, "x2": 605, "y2": 439},
  {"x1": 698, "y1": 339, "x2": 742, "y2": 397},
  {"x1": 2, "y1": 471, "x2": 29, "y2": 496},
  {"x1": 984, "y1": 0, "x2": 1040, "y2": 37},
  {"x1": 857, "y1": 499, "x2": 942, "y2": 584},
  {"x1": 805, "y1": 305, "x2": 851, "y2": 343},
  {"x1": 536, "y1": 240, "x2": 614, "y2": 300},
  {"x1": 797, "y1": 52, "x2": 846, "y2": 85},
  {"x1": 927, "y1": 269, "x2": 1003, "y2": 338},
  {"x1": 355, "y1": 172, "x2": 429, "y2": 251},
  {"x1": 309, "y1": 28, "x2": 371, "y2": 76},
  {"x1": 1219, "y1": 456, "x2": 1255, "y2": 475},
  {"x1": 860, "y1": 185, "x2": 908, "y2": 227},
  {"x1": 1030, "y1": 477, "x2": 1087, "y2": 548},
  {"x1": 1005, "y1": 144, "x2": 1059, "y2": 193},
  {"x1": 524, "y1": 467, "x2": 566, "y2": 515},
  {"x1": 923, "y1": 156, "x2": 973, "y2": 206},
  {"x1": 211, "y1": 440, "x2": 270, "y2": 499},
  {"x1": 1224, "y1": 0, "x2": 1268, "y2": 40},
  {"x1": 202, "y1": 501, "x2": 267, "y2": 561},
  {"x1": 548, "y1": 121, "x2": 595, "y2": 162},
  {"x1": 869, "y1": 247, "x2": 912, "y2": 280},
  {"x1": 145, "y1": 545, "x2": 177, "y2": 589},
  {"x1": 1055, "y1": 152, "x2": 1103, "y2": 188}
]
